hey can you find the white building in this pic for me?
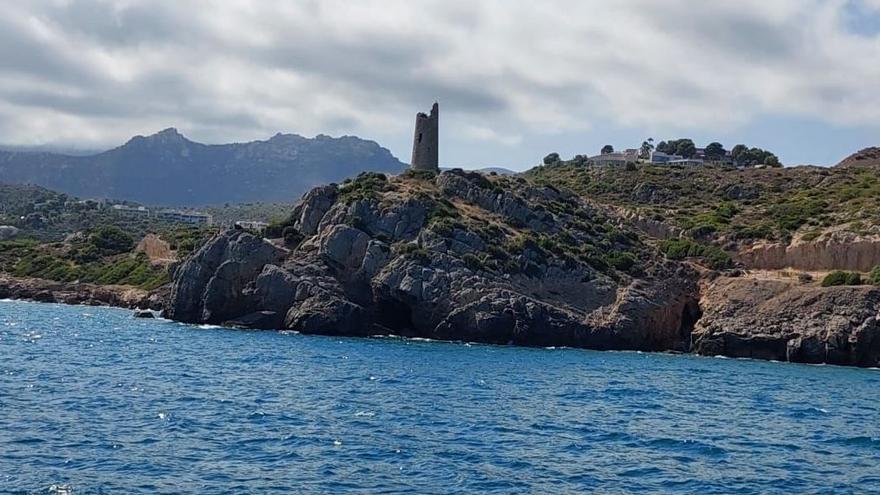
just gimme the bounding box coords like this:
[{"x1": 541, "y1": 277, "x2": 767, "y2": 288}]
[
  {"x1": 111, "y1": 204, "x2": 150, "y2": 218},
  {"x1": 157, "y1": 209, "x2": 212, "y2": 226},
  {"x1": 235, "y1": 221, "x2": 269, "y2": 232}
]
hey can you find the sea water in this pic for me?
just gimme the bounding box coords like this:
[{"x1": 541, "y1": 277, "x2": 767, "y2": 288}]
[{"x1": 1, "y1": 299, "x2": 878, "y2": 494}]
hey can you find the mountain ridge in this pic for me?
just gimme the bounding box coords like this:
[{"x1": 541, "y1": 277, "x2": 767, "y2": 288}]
[{"x1": 0, "y1": 129, "x2": 406, "y2": 206}]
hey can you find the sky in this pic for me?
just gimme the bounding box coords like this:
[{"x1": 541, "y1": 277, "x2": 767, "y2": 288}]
[{"x1": 1, "y1": 0, "x2": 880, "y2": 170}]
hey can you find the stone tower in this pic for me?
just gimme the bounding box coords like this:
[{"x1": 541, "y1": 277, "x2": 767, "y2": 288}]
[{"x1": 411, "y1": 102, "x2": 439, "y2": 172}]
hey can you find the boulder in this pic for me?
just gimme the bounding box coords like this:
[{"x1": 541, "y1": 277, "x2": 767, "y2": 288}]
[
  {"x1": 224, "y1": 311, "x2": 283, "y2": 330},
  {"x1": 0, "y1": 226, "x2": 19, "y2": 241}
]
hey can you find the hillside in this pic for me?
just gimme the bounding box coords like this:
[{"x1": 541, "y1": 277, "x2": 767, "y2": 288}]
[
  {"x1": 0, "y1": 128, "x2": 406, "y2": 205},
  {"x1": 837, "y1": 147, "x2": 880, "y2": 169},
  {"x1": 526, "y1": 162, "x2": 880, "y2": 245}
]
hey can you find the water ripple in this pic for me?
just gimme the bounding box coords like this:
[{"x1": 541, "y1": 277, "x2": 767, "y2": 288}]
[{"x1": 1, "y1": 300, "x2": 879, "y2": 494}]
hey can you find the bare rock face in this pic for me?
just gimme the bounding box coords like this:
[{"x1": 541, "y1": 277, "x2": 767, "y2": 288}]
[
  {"x1": 736, "y1": 234, "x2": 880, "y2": 272},
  {"x1": 693, "y1": 277, "x2": 880, "y2": 367},
  {"x1": 165, "y1": 230, "x2": 285, "y2": 323},
  {"x1": 165, "y1": 170, "x2": 701, "y2": 353}
]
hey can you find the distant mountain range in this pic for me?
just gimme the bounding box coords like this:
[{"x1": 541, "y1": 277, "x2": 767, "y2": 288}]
[{"x1": 0, "y1": 128, "x2": 406, "y2": 205}]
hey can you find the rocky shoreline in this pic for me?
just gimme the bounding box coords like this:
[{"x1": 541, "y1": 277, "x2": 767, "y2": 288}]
[
  {"x1": 161, "y1": 170, "x2": 880, "y2": 368},
  {"x1": 0, "y1": 274, "x2": 164, "y2": 310},
  {"x1": 4, "y1": 170, "x2": 879, "y2": 368}
]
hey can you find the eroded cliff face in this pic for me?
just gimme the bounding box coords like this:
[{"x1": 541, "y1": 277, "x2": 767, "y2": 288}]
[
  {"x1": 736, "y1": 235, "x2": 880, "y2": 272},
  {"x1": 693, "y1": 277, "x2": 880, "y2": 367},
  {"x1": 165, "y1": 170, "x2": 700, "y2": 352}
]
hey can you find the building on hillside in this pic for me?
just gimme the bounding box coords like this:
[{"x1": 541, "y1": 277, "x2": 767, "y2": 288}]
[
  {"x1": 111, "y1": 204, "x2": 150, "y2": 218},
  {"x1": 668, "y1": 158, "x2": 705, "y2": 166},
  {"x1": 157, "y1": 209, "x2": 212, "y2": 226},
  {"x1": 590, "y1": 149, "x2": 639, "y2": 166},
  {"x1": 235, "y1": 220, "x2": 269, "y2": 232},
  {"x1": 649, "y1": 151, "x2": 684, "y2": 164}
]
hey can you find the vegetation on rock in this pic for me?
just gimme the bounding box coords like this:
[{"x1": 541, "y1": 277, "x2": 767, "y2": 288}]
[{"x1": 527, "y1": 162, "x2": 880, "y2": 245}]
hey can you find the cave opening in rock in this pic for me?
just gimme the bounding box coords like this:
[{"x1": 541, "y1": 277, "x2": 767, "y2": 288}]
[
  {"x1": 375, "y1": 298, "x2": 416, "y2": 335},
  {"x1": 679, "y1": 301, "x2": 703, "y2": 350}
]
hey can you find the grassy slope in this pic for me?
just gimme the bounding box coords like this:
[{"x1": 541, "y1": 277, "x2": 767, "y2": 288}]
[{"x1": 526, "y1": 163, "x2": 880, "y2": 244}]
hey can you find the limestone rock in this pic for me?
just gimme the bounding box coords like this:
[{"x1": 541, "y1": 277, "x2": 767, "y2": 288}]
[
  {"x1": 166, "y1": 231, "x2": 284, "y2": 323},
  {"x1": 693, "y1": 277, "x2": 880, "y2": 367},
  {"x1": 165, "y1": 170, "x2": 704, "y2": 360}
]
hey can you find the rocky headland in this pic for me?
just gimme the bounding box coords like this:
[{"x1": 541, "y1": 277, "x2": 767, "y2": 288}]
[
  {"x1": 166, "y1": 170, "x2": 701, "y2": 351},
  {"x1": 159, "y1": 169, "x2": 880, "y2": 367},
  {"x1": 5, "y1": 163, "x2": 879, "y2": 368}
]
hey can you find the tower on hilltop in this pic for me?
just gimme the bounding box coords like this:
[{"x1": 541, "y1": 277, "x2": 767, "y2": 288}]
[{"x1": 411, "y1": 102, "x2": 439, "y2": 172}]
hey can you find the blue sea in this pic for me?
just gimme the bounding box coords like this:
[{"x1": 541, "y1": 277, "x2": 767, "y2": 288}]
[{"x1": 1, "y1": 300, "x2": 879, "y2": 494}]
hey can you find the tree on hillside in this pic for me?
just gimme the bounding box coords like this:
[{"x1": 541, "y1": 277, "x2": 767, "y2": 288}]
[
  {"x1": 655, "y1": 138, "x2": 696, "y2": 158},
  {"x1": 90, "y1": 225, "x2": 134, "y2": 256},
  {"x1": 543, "y1": 152, "x2": 561, "y2": 165},
  {"x1": 601, "y1": 145, "x2": 614, "y2": 155},
  {"x1": 675, "y1": 139, "x2": 697, "y2": 158},
  {"x1": 639, "y1": 139, "x2": 655, "y2": 160},
  {"x1": 731, "y1": 144, "x2": 749, "y2": 165},
  {"x1": 705, "y1": 142, "x2": 727, "y2": 160},
  {"x1": 730, "y1": 144, "x2": 780, "y2": 167}
]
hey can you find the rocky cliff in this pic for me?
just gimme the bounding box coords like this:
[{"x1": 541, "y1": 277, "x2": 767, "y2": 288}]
[
  {"x1": 736, "y1": 234, "x2": 880, "y2": 272},
  {"x1": 166, "y1": 170, "x2": 700, "y2": 351},
  {"x1": 693, "y1": 277, "x2": 880, "y2": 367},
  {"x1": 163, "y1": 168, "x2": 880, "y2": 368}
]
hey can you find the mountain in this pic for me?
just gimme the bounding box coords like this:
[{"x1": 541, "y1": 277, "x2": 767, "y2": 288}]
[{"x1": 0, "y1": 128, "x2": 406, "y2": 205}]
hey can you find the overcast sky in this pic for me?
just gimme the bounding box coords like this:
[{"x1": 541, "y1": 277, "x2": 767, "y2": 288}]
[{"x1": 2, "y1": 0, "x2": 880, "y2": 169}]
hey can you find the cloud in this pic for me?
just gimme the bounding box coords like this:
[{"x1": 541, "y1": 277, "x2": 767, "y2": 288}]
[{"x1": 0, "y1": 0, "x2": 879, "y2": 164}]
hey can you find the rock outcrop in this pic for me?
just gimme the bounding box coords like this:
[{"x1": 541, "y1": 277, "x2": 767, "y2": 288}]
[
  {"x1": 166, "y1": 170, "x2": 700, "y2": 352},
  {"x1": 736, "y1": 234, "x2": 880, "y2": 272},
  {"x1": 0, "y1": 226, "x2": 19, "y2": 241},
  {"x1": 693, "y1": 277, "x2": 880, "y2": 367},
  {"x1": 0, "y1": 275, "x2": 164, "y2": 310}
]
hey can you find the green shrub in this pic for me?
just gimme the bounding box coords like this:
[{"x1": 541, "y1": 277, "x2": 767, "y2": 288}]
[
  {"x1": 461, "y1": 253, "x2": 483, "y2": 272},
  {"x1": 338, "y1": 172, "x2": 390, "y2": 202},
  {"x1": 822, "y1": 271, "x2": 864, "y2": 287},
  {"x1": 606, "y1": 251, "x2": 638, "y2": 272},
  {"x1": 845, "y1": 272, "x2": 863, "y2": 286},
  {"x1": 870, "y1": 265, "x2": 880, "y2": 286},
  {"x1": 90, "y1": 226, "x2": 133, "y2": 255},
  {"x1": 658, "y1": 238, "x2": 732, "y2": 269}
]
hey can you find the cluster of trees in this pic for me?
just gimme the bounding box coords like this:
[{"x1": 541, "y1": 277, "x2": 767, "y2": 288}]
[
  {"x1": 543, "y1": 137, "x2": 782, "y2": 168},
  {"x1": 822, "y1": 266, "x2": 880, "y2": 287},
  {"x1": 655, "y1": 139, "x2": 697, "y2": 158},
  {"x1": 730, "y1": 144, "x2": 780, "y2": 167},
  {"x1": 650, "y1": 138, "x2": 780, "y2": 167}
]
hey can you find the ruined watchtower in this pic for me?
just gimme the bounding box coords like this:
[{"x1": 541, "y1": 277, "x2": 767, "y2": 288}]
[{"x1": 411, "y1": 102, "x2": 439, "y2": 172}]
